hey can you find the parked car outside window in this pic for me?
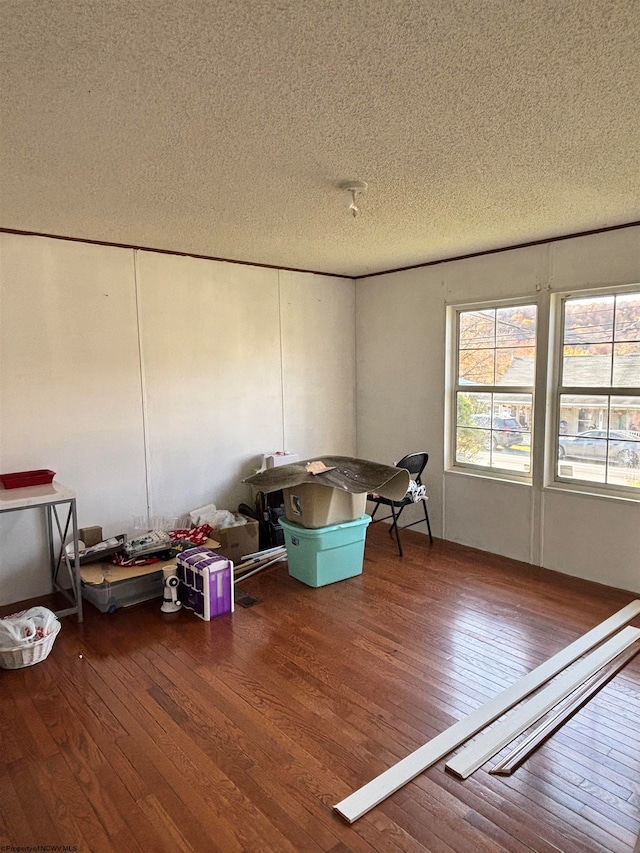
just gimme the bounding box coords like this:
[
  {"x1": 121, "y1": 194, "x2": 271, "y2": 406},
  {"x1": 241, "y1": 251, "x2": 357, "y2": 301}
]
[
  {"x1": 558, "y1": 429, "x2": 640, "y2": 467},
  {"x1": 471, "y1": 415, "x2": 524, "y2": 449}
]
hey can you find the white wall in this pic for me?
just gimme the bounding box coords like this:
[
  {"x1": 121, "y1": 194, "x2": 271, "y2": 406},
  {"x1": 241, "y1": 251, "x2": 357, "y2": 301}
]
[
  {"x1": 2, "y1": 227, "x2": 637, "y2": 604},
  {"x1": 279, "y1": 270, "x2": 356, "y2": 459},
  {"x1": 356, "y1": 265, "x2": 446, "y2": 538},
  {"x1": 356, "y1": 226, "x2": 640, "y2": 593},
  {"x1": 0, "y1": 234, "x2": 355, "y2": 605}
]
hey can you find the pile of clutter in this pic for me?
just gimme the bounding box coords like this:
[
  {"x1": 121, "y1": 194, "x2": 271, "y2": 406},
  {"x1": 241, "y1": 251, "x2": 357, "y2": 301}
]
[
  {"x1": 76, "y1": 503, "x2": 287, "y2": 616},
  {"x1": 72, "y1": 504, "x2": 252, "y2": 569}
]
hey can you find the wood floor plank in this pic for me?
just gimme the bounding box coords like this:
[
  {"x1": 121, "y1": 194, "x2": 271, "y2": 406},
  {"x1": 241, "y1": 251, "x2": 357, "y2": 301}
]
[
  {"x1": 1, "y1": 525, "x2": 638, "y2": 852},
  {"x1": 144, "y1": 647, "x2": 375, "y2": 852},
  {"x1": 0, "y1": 766, "x2": 36, "y2": 844},
  {"x1": 86, "y1": 664, "x2": 264, "y2": 853},
  {"x1": 26, "y1": 752, "x2": 113, "y2": 852},
  {"x1": 4, "y1": 670, "x2": 61, "y2": 760}
]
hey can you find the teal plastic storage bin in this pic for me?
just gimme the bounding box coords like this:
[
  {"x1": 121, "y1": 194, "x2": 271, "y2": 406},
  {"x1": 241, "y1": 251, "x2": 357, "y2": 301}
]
[{"x1": 279, "y1": 514, "x2": 371, "y2": 587}]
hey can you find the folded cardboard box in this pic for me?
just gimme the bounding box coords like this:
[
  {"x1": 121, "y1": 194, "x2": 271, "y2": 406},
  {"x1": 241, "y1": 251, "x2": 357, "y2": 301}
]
[
  {"x1": 215, "y1": 515, "x2": 260, "y2": 563},
  {"x1": 244, "y1": 455, "x2": 410, "y2": 500},
  {"x1": 244, "y1": 456, "x2": 410, "y2": 529}
]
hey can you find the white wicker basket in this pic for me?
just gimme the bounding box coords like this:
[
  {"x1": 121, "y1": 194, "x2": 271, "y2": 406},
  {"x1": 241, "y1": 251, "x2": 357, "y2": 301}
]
[{"x1": 0, "y1": 619, "x2": 61, "y2": 669}]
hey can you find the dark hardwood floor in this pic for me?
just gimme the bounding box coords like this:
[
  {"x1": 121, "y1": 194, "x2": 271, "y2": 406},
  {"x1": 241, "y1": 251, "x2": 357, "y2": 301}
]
[{"x1": 1, "y1": 525, "x2": 639, "y2": 852}]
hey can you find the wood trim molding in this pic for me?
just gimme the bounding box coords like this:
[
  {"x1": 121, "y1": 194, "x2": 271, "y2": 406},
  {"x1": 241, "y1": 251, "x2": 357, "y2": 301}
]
[
  {"x1": 489, "y1": 642, "x2": 640, "y2": 776},
  {"x1": 355, "y1": 220, "x2": 640, "y2": 279},
  {"x1": 0, "y1": 228, "x2": 352, "y2": 280},
  {"x1": 446, "y1": 626, "x2": 640, "y2": 779},
  {"x1": 1, "y1": 220, "x2": 638, "y2": 281},
  {"x1": 333, "y1": 599, "x2": 640, "y2": 823}
]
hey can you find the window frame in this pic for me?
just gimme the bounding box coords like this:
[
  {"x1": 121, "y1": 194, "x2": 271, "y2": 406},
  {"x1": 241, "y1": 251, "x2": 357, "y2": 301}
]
[
  {"x1": 446, "y1": 296, "x2": 539, "y2": 484},
  {"x1": 546, "y1": 284, "x2": 640, "y2": 501}
]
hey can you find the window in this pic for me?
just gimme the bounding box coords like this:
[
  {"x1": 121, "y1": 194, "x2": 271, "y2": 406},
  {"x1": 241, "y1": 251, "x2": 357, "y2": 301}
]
[
  {"x1": 452, "y1": 302, "x2": 537, "y2": 479},
  {"x1": 554, "y1": 291, "x2": 640, "y2": 493}
]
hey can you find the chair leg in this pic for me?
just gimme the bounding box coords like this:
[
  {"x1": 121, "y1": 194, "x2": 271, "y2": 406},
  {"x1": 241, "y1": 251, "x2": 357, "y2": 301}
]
[
  {"x1": 423, "y1": 500, "x2": 433, "y2": 544},
  {"x1": 390, "y1": 503, "x2": 403, "y2": 557},
  {"x1": 370, "y1": 502, "x2": 379, "y2": 520}
]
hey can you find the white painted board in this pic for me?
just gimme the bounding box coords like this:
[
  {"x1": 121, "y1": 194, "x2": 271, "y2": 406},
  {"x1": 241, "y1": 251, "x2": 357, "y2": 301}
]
[
  {"x1": 334, "y1": 600, "x2": 640, "y2": 823},
  {"x1": 0, "y1": 235, "x2": 148, "y2": 604},
  {"x1": 279, "y1": 270, "x2": 356, "y2": 459},
  {"x1": 445, "y1": 625, "x2": 640, "y2": 779},
  {"x1": 135, "y1": 251, "x2": 283, "y2": 518}
]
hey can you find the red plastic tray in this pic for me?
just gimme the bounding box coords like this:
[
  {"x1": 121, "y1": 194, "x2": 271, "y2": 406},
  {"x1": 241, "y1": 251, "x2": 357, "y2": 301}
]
[{"x1": 0, "y1": 469, "x2": 56, "y2": 489}]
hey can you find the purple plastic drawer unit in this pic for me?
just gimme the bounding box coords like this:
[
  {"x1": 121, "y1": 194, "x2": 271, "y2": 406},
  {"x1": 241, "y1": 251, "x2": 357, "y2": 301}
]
[{"x1": 176, "y1": 547, "x2": 234, "y2": 621}]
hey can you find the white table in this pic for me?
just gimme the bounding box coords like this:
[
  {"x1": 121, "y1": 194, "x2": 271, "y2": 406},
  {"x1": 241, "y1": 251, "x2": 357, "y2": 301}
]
[{"x1": 0, "y1": 481, "x2": 83, "y2": 622}]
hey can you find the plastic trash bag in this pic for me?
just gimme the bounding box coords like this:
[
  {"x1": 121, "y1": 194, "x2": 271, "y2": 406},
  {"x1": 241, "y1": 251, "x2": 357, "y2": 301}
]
[
  {"x1": 0, "y1": 606, "x2": 59, "y2": 649},
  {"x1": 189, "y1": 503, "x2": 245, "y2": 530}
]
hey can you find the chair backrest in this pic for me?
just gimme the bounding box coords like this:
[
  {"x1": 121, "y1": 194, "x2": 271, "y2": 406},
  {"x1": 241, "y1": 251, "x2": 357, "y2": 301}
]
[{"x1": 395, "y1": 452, "x2": 429, "y2": 485}]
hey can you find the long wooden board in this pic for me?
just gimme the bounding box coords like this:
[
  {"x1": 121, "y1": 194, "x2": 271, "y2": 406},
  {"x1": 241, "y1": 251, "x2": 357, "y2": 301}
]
[
  {"x1": 490, "y1": 641, "x2": 640, "y2": 776},
  {"x1": 333, "y1": 599, "x2": 640, "y2": 823},
  {"x1": 446, "y1": 626, "x2": 640, "y2": 779}
]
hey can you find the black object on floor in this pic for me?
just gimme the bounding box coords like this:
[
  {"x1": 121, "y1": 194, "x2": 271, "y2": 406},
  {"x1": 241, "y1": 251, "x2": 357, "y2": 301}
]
[{"x1": 235, "y1": 591, "x2": 260, "y2": 608}]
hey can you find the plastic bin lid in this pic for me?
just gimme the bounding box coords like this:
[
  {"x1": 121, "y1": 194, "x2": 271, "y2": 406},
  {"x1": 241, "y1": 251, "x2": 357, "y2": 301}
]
[{"x1": 279, "y1": 514, "x2": 371, "y2": 535}]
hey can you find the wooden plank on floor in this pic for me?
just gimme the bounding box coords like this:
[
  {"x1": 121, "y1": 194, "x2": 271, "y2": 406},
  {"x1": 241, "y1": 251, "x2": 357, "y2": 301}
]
[
  {"x1": 334, "y1": 600, "x2": 640, "y2": 823},
  {"x1": 490, "y1": 642, "x2": 640, "y2": 776},
  {"x1": 446, "y1": 627, "x2": 640, "y2": 779}
]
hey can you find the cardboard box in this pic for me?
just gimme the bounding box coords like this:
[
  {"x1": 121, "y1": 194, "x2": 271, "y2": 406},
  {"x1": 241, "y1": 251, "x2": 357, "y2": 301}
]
[
  {"x1": 215, "y1": 515, "x2": 260, "y2": 562},
  {"x1": 79, "y1": 525, "x2": 103, "y2": 547},
  {"x1": 283, "y1": 482, "x2": 367, "y2": 529}
]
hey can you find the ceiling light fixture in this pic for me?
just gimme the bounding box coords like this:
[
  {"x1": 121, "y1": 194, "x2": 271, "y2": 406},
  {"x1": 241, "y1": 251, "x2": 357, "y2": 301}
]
[{"x1": 342, "y1": 180, "x2": 368, "y2": 218}]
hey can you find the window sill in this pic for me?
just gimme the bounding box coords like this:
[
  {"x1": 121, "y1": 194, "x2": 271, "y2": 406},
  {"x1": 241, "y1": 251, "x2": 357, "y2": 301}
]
[
  {"x1": 445, "y1": 467, "x2": 532, "y2": 487},
  {"x1": 543, "y1": 480, "x2": 640, "y2": 504}
]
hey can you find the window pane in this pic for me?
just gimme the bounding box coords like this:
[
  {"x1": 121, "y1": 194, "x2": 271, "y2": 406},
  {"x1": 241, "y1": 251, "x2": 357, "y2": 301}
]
[
  {"x1": 557, "y1": 455, "x2": 607, "y2": 484},
  {"x1": 610, "y1": 395, "x2": 640, "y2": 435},
  {"x1": 559, "y1": 394, "x2": 609, "y2": 435},
  {"x1": 608, "y1": 438, "x2": 640, "y2": 472},
  {"x1": 496, "y1": 347, "x2": 536, "y2": 386},
  {"x1": 496, "y1": 305, "x2": 537, "y2": 347},
  {"x1": 564, "y1": 296, "x2": 614, "y2": 344},
  {"x1": 613, "y1": 342, "x2": 640, "y2": 386},
  {"x1": 456, "y1": 392, "x2": 531, "y2": 473},
  {"x1": 457, "y1": 391, "x2": 491, "y2": 423},
  {"x1": 614, "y1": 293, "x2": 640, "y2": 342},
  {"x1": 456, "y1": 426, "x2": 490, "y2": 465},
  {"x1": 558, "y1": 436, "x2": 640, "y2": 487},
  {"x1": 459, "y1": 349, "x2": 495, "y2": 384},
  {"x1": 562, "y1": 345, "x2": 612, "y2": 386},
  {"x1": 494, "y1": 393, "x2": 532, "y2": 429},
  {"x1": 557, "y1": 394, "x2": 640, "y2": 490},
  {"x1": 460, "y1": 309, "x2": 495, "y2": 349}
]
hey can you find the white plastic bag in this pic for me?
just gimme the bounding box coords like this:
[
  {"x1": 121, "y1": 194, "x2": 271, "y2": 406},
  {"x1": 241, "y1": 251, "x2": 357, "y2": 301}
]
[
  {"x1": 189, "y1": 503, "x2": 245, "y2": 530},
  {"x1": 0, "y1": 606, "x2": 59, "y2": 649}
]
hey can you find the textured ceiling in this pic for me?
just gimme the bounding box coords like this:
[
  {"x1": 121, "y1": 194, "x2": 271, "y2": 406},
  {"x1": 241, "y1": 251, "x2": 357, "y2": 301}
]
[{"x1": 1, "y1": 0, "x2": 639, "y2": 277}]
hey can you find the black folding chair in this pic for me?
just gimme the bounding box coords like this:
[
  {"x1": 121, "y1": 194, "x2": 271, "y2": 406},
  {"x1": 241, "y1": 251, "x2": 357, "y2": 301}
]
[{"x1": 368, "y1": 452, "x2": 433, "y2": 557}]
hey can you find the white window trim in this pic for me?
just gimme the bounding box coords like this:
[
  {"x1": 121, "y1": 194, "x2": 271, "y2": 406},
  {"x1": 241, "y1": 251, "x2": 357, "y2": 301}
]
[
  {"x1": 446, "y1": 296, "x2": 539, "y2": 484},
  {"x1": 544, "y1": 283, "x2": 640, "y2": 502},
  {"x1": 446, "y1": 285, "x2": 640, "y2": 503}
]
